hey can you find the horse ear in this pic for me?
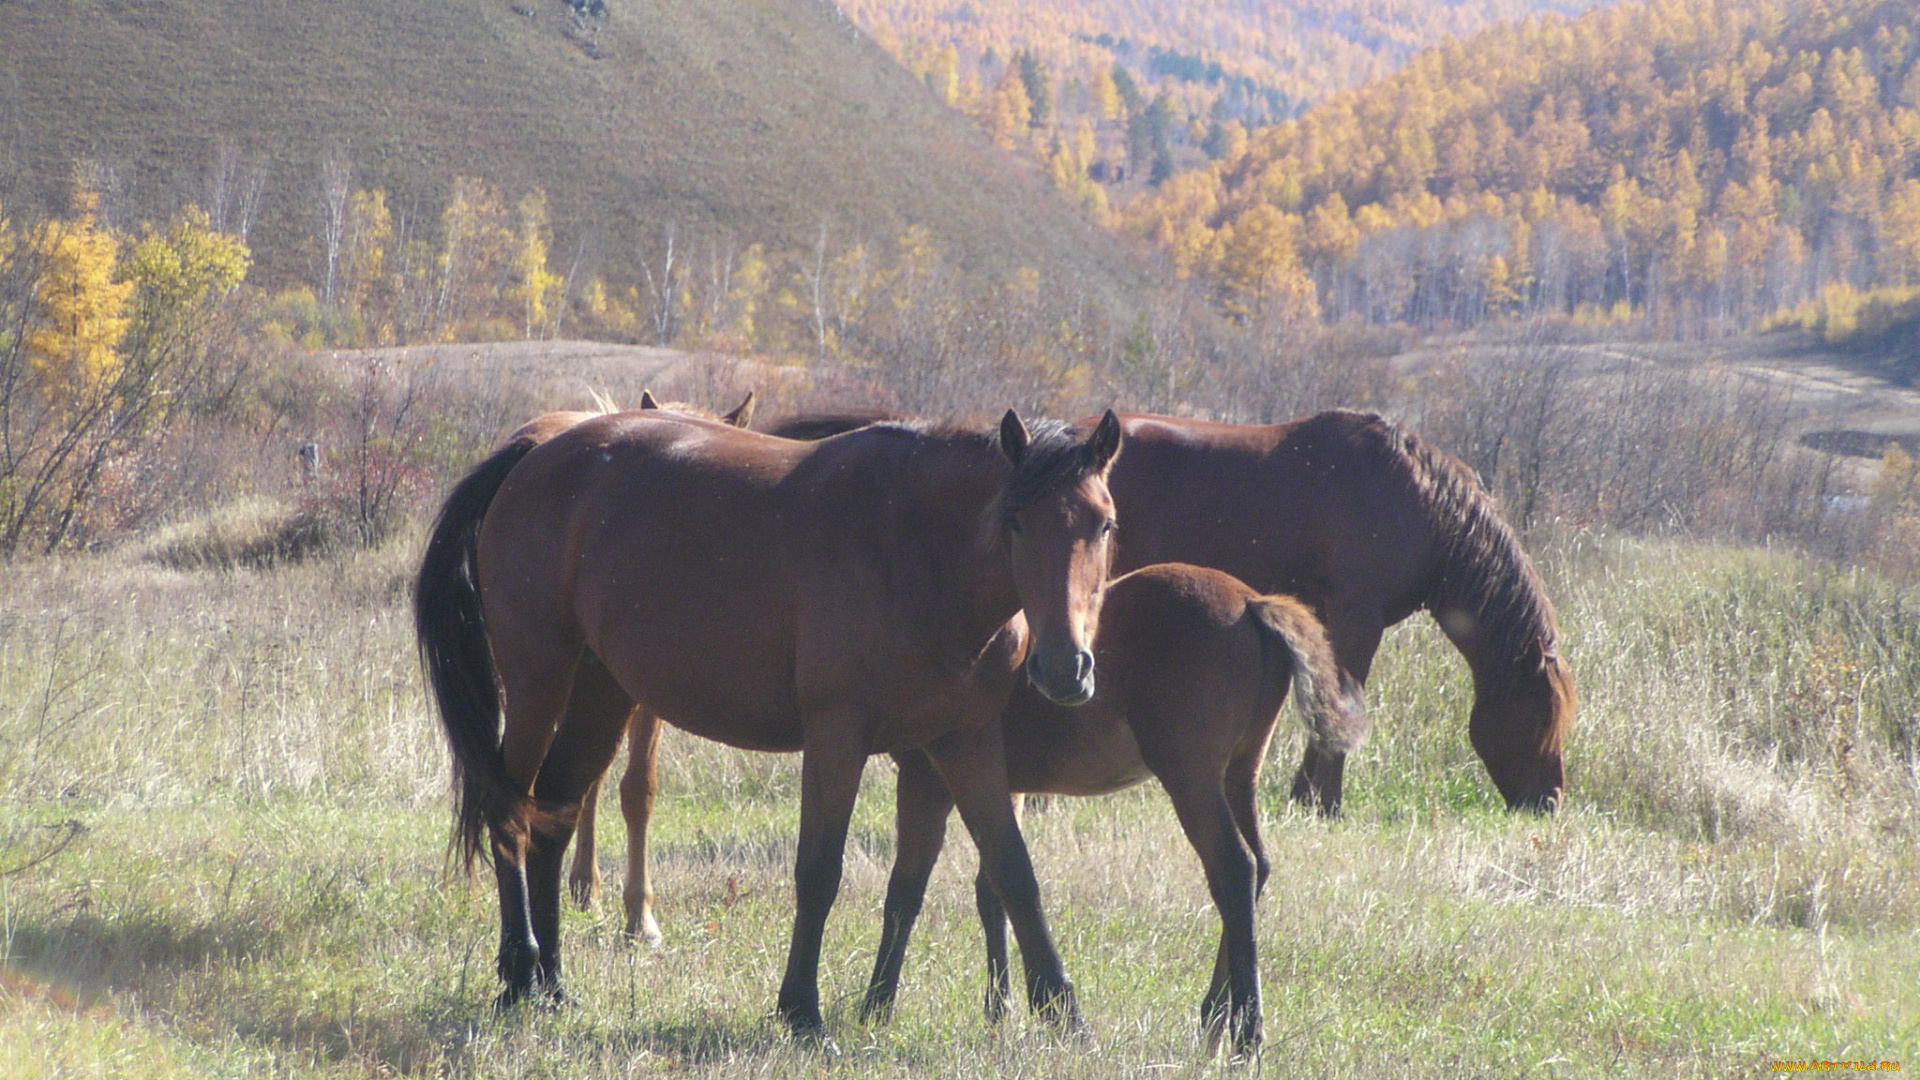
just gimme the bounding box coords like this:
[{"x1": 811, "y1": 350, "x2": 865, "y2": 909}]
[
  {"x1": 721, "y1": 391, "x2": 756, "y2": 429},
  {"x1": 639, "y1": 389, "x2": 660, "y2": 410},
  {"x1": 1085, "y1": 409, "x2": 1123, "y2": 472},
  {"x1": 1000, "y1": 409, "x2": 1031, "y2": 465}
]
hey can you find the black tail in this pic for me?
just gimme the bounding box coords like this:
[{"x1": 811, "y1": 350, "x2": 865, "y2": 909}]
[
  {"x1": 414, "y1": 439, "x2": 539, "y2": 873},
  {"x1": 1250, "y1": 594, "x2": 1367, "y2": 756}
]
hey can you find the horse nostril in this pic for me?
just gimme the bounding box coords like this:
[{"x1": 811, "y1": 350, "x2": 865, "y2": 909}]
[{"x1": 1073, "y1": 649, "x2": 1094, "y2": 683}]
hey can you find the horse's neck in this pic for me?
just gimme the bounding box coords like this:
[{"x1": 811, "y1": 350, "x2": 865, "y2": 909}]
[{"x1": 897, "y1": 440, "x2": 1020, "y2": 646}]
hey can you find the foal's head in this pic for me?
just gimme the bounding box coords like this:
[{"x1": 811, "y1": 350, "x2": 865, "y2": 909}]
[{"x1": 996, "y1": 409, "x2": 1123, "y2": 706}]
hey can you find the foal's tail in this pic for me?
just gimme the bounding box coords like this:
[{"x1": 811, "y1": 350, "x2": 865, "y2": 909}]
[
  {"x1": 1250, "y1": 595, "x2": 1367, "y2": 756},
  {"x1": 414, "y1": 439, "x2": 540, "y2": 873}
]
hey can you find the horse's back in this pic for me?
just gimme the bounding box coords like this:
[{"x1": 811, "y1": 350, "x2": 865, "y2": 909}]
[{"x1": 1105, "y1": 412, "x2": 1439, "y2": 620}]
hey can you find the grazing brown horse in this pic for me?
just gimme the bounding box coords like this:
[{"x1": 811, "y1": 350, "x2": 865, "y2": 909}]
[
  {"x1": 861, "y1": 563, "x2": 1364, "y2": 1057},
  {"x1": 414, "y1": 407, "x2": 1124, "y2": 1038},
  {"x1": 575, "y1": 409, "x2": 1575, "y2": 948},
  {"x1": 1089, "y1": 410, "x2": 1574, "y2": 813}
]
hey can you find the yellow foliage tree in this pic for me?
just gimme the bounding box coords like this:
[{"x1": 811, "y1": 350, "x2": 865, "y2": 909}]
[
  {"x1": 980, "y1": 69, "x2": 1033, "y2": 150},
  {"x1": 25, "y1": 187, "x2": 131, "y2": 405},
  {"x1": 344, "y1": 189, "x2": 395, "y2": 343},
  {"x1": 512, "y1": 189, "x2": 564, "y2": 340},
  {"x1": 1215, "y1": 204, "x2": 1319, "y2": 327},
  {"x1": 3, "y1": 200, "x2": 248, "y2": 554}
]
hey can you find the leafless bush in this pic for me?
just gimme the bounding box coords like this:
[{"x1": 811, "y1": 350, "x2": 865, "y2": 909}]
[
  {"x1": 297, "y1": 354, "x2": 449, "y2": 549},
  {"x1": 1405, "y1": 325, "x2": 1842, "y2": 548}
]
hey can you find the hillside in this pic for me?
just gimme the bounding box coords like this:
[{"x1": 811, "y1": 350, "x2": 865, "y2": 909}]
[
  {"x1": 1117, "y1": 0, "x2": 1920, "y2": 334},
  {"x1": 0, "y1": 0, "x2": 1146, "y2": 310},
  {"x1": 838, "y1": 0, "x2": 1603, "y2": 212}
]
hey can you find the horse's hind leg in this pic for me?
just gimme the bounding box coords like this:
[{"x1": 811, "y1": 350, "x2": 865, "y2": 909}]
[
  {"x1": 618, "y1": 711, "x2": 666, "y2": 944},
  {"x1": 1204, "y1": 745, "x2": 1272, "y2": 1047},
  {"x1": 1290, "y1": 607, "x2": 1379, "y2": 816},
  {"x1": 523, "y1": 657, "x2": 634, "y2": 999},
  {"x1": 569, "y1": 710, "x2": 645, "y2": 913},
  {"x1": 568, "y1": 773, "x2": 606, "y2": 910},
  {"x1": 863, "y1": 749, "x2": 955, "y2": 1023},
  {"x1": 488, "y1": 630, "x2": 580, "y2": 1008},
  {"x1": 1159, "y1": 772, "x2": 1261, "y2": 1057},
  {"x1": 1226, "y1": 745, "x2": 1272, "y2": 896}
]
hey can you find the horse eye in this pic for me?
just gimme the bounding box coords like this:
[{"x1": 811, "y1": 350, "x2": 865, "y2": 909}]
[{"x1": 1101, "y1": 519, "x2": 1117, "y2": 537}]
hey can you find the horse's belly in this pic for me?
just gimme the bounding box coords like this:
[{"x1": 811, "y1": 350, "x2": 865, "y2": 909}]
[{"x1": 599, "y1": 640, "x2": 804, "y2": 752}]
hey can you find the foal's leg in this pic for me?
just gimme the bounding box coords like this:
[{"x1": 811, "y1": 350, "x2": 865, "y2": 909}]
[
  {"x1": 618, "y1": 711, "x2": 666, "y2": 944},
  {"x1": 1157, "y1": 771, "x2": 1262, "y2": 1057},
  {"x1": 524, "y1": 660, "x2": 635, "y2": 998},
  {"x1": 862, "y1": 750, "x2": 954, "y2": 1023},
  {"x1": 1204, "y1": 746, "x2": 1273, "y2": 1050},
  {"x1": 923, "y1": 725, "x2": 1082, "y2": 1033},
  {"x1": 776, "y1": 719, "x2": 869, "y2": 1041}
]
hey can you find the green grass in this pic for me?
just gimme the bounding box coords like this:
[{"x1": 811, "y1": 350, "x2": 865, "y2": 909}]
[{"x1": 1, "y1": 533, "x2": 1916, "y2": 1077}]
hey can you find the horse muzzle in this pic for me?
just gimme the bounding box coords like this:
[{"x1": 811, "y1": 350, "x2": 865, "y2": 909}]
[{"x1": 1027, "y1": 645, "x2": 1095, "y2": 706}]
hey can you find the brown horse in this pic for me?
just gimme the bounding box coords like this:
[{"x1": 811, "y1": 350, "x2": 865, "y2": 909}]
[
  {"x1": 502, "y1": 390, "x2": 757, "y2": 930},
  {"x1": 501, "y1": 388, "x2": 755, "y2": 451},
  {"x1": 493, "y1": 391, "x2": 756, "y2": 939},
  {"x1": 1088, "y1": 410, "x2": 1574, "y2": 813},
  {"x1": 413, "y1": 407, "x2": 1123, "y2": 1038},
  {"x1": 575, "y1": 409, "x2": 1575, "y2": 944},
  {"x1": 861, "y1": 563, "x2": 1364, "y2": 1057}
]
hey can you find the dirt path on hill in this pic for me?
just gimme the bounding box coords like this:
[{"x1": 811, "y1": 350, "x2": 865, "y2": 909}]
[{"x1": 318, "y1": 340, "x2": 768, "y2": 411}]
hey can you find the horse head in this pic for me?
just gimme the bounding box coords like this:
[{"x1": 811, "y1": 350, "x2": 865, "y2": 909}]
[
  {"x1": 1470, "y1": 637, "x2": 1576, "y2": 812},
  {"x1": 996, "y1": 409, "x2": 1123, "y2": 707}
]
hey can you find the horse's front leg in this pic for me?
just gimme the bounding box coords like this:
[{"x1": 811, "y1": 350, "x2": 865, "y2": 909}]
[
  {"x1": 923, "y1": 723, "x2": 1083, "y2": 1035},
  {"x1": 970, "y1": 790, "x2": 1026, "y2": 1024},
  {"x1": 862, "y1": 749, "x2": 955, "y2": 1023},
  {"x1": 776, "y1": 720, "x2": 868, "y2": 1043}
]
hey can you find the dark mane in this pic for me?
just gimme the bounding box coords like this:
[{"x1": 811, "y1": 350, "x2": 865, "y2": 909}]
[
  {"x1": 994, "y1": 417, "x2": 1109, "y2": 523},
  {"x1": 797, "y1": 414, "x2": 1106, "y2": 526},
  {"x1": 1325, "y1": 410, "x2": 1560, "y2": 668},
  {"x1": 764, "y1": 410, "x2": 905, "y2": 441}
]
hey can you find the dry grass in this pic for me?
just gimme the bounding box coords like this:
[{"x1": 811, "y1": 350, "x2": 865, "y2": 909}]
[{"x1": 0, "y1": 529, "x2": 1915, "y2": 1078}]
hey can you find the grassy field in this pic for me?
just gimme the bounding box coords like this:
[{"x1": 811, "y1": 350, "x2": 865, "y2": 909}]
[{"x1": 1, "y1": 529, "x2": 1915, "y2": 1078}]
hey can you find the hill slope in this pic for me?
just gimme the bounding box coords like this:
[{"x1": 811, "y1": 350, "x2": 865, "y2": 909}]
[
  {"x1": 1118, "y1": 0, "x2": 1920, "y2": 333},
  {"x1": 0, "y1": 0, "x2": 1145, "y2": 307}
]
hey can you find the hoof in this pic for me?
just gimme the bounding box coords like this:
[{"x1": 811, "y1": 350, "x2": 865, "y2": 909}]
[
  {"x1": 783, "y1": 1013, "x2": 839, "y2": 1054},
  {"x1": 623, "y1": 906, "x2": 665, "y2": 947},
  {"x1": 493, "y1": 984, "x2": 530, "y2": 1014},
  {"x1": 859, "y1": 991, "x2": 896, "y2": 1027}
]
